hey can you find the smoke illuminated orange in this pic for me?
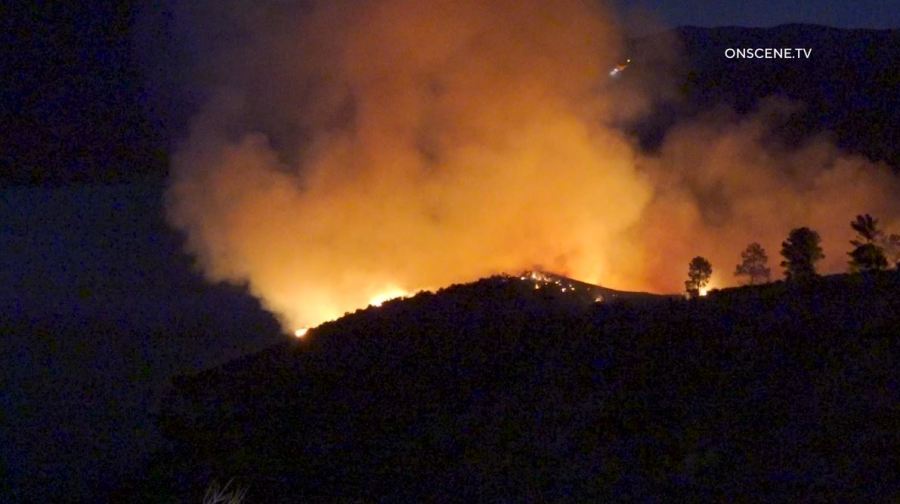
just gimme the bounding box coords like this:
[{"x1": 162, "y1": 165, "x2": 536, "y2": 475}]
[{"x1": 165, "y1": 0, "x2": 900, "y2": 332}]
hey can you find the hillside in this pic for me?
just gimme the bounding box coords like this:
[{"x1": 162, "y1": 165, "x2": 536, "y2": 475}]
[
  {"x1": 0, "y1": 184, "x2": 285, "y2": 501},
  {"x1": 121, "y1": 273, "x2": 900, "y2": 502}
]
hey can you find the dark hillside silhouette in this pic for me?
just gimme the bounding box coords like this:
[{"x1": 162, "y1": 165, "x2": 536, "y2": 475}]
[{"x1": 119, "y1": 273, "x2": 900, "y2": 502}]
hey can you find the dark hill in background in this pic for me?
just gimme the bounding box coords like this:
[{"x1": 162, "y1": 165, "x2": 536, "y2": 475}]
[
  {"x1": 629, "y1": 25, "x2": 900, "y2": 166},
  {"x1": 3, "y1": 23, "x2": 899, "y2": 184},
  {"x1": 123, "y1": 274, "x2": 900, "y2": 502},
  {"x1": 0, "y1": 184, "x2": 285, "y2": 501}
]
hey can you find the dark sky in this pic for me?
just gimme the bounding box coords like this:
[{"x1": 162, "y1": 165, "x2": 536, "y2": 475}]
[
  {"x1": 619, "y1": 0, "x2": 900, "y2": 30},
  {"x1": 2, "y1": 1, "x2": 898, "y2": 184}
]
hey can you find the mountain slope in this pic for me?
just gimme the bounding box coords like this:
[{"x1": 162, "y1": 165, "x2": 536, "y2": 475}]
[{"x1": 122, "y1": 273, "x2": 900, "y2": 502}]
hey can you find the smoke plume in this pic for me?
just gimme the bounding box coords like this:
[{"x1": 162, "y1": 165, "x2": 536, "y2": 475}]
[{"x1": 162, "y1": 0, "x2": 900, "y2": 330}]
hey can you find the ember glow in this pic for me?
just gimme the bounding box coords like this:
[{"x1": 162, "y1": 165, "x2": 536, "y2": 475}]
[
  {"x1": 165, "y1": 0, "x2": 900, "y2": 332},
  {"x1": 517, "y1": 271, "x2": 587, "y2": 295},
  {"x1": 368, "y1": 288, "x2": 411, "y2": 308}
]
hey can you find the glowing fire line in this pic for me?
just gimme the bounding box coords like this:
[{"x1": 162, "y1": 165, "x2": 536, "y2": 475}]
[
  {"x1": 368, "y1": 287, "x2": 410, "y2": 307},
  {"x1": 293, "y1": 286, "x2": 413, "y2": 338}
]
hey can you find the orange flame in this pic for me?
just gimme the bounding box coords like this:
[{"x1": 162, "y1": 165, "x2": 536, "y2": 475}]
[{"x1": 165, "y1": 0, "x2": 900, "y2": 332}]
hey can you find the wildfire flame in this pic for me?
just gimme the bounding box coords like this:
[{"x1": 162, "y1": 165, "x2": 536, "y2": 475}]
[
  {"x1": 163, "y1": 0, "x2": 900, "y2": 334},
  {"x1": 368, "y1": 288, "x2": 411, "y2": 307}
]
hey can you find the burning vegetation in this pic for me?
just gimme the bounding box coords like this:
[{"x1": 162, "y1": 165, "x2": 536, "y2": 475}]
[{"x1": 163, "y1": 0, "x2": 900, "y2": 333}]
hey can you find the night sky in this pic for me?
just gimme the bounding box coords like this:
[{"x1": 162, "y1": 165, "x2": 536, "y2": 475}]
[
  {"x1": 2, "y1": 1, "x2": 897, "y2": 184},
  {"x1": 619, "y1": 0, "x2": 900, "y2": 29}
]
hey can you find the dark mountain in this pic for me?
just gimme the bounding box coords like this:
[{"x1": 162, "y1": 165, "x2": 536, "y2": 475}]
[
  {"x1": 0, "y1": 184, "x2": 284, "y2": 501},
  {"x1": 630, "y1": 24, "x2": 900, "y2": 167},
  {"x1": 121, "y1": 273, "x2": 900, "y2": 502}
]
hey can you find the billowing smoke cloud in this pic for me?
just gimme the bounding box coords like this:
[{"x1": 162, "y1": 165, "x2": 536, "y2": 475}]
[
  {"x1": 634, "y1": 99, "x2": 900, "y2": 291},
  {"x1": 162, "y1": 0, "x2": 900, "y2": 331}
]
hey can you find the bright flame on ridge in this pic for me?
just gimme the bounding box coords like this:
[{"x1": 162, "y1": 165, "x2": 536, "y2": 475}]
[{"x1": 368, "y1": 287, "x2": 411, "y2": 307}]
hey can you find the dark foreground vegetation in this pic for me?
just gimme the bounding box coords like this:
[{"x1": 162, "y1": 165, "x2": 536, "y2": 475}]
[{"x1": 120, "y1": 273, "x2": 899, "y2": 502}]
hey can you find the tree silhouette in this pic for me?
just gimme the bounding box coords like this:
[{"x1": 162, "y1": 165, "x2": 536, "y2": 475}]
[
  {"x1": 848, "y1": 244, "x2": 888, "y2": 272},
  {"x1": 685, "y1": 256, "x2": 712, "y2": 298},
  {"x1": 848, "y1": 214, "x2": 887, "y2": 272},
  {"x1": 850, "y1": 214, "x2": 882, "y2": 243},
  {"x1": 734, "y1": 242, "x2": 771, "y2": 285},
  {"x1": 780, "y1": 227, "x2": 824, "y2": 281}
]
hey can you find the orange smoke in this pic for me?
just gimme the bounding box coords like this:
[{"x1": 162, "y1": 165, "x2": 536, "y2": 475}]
[
  {"x1": 633, "y1": 100, "x2": 900, "y2": 292},
  {"x1": 165, "y1": 0, "x2": 900, "y2": 331}
]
